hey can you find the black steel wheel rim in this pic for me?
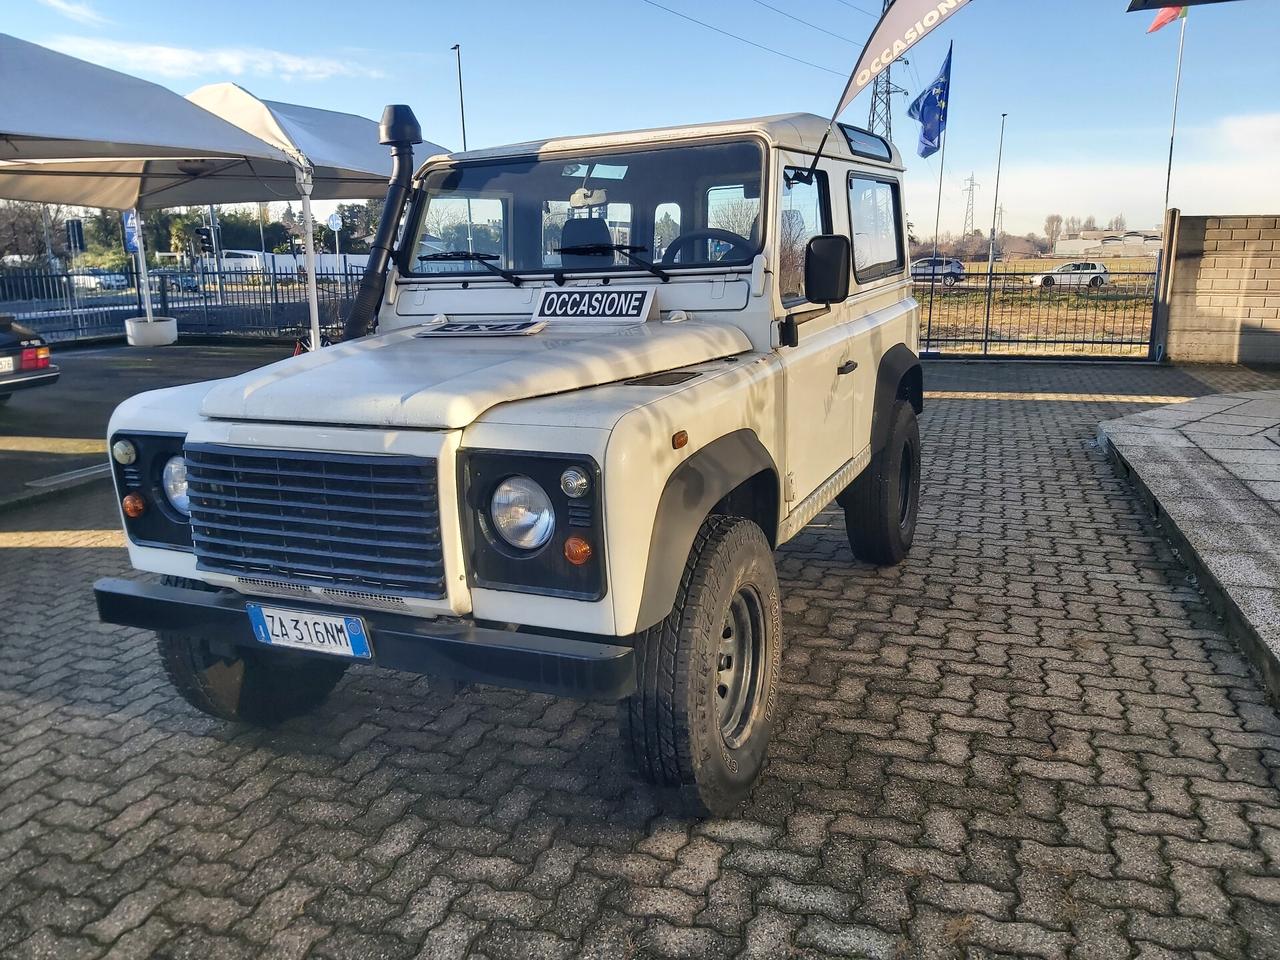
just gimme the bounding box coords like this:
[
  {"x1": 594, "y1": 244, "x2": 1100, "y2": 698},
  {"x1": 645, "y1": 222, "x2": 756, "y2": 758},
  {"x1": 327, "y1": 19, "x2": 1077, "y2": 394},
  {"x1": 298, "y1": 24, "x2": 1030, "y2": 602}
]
[
  {"x1": 898, "y1": 441, "x2": 914, "y2": 526},
  {"x1": 716, "y1": 584, "x2": 766, "y2": 749}
]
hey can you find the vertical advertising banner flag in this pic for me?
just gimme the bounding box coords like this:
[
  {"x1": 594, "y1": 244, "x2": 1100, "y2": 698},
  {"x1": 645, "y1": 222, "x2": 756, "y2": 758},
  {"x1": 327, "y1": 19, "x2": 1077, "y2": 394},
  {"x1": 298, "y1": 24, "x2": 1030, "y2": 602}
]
[
  {"x1": 123, "y1": 209, "x2": 140, "y2": 254},
  {"x1": 834, "y1": 0, "x2": 972, "y2": 118}
]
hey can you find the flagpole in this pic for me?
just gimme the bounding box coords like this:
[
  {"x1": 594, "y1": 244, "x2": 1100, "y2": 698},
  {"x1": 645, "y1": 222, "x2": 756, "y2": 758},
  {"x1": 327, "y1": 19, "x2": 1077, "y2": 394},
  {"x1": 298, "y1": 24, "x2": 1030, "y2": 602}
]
[
  {"x1": 1163, "y1": 15, "x2": 1187, "y2": 216},
  {"x1": 982, "y1": 113, "x2": 1008, "y2": 357},
  {"x1": 924, "y1": 129, "x2": 947, "y2": 353}
]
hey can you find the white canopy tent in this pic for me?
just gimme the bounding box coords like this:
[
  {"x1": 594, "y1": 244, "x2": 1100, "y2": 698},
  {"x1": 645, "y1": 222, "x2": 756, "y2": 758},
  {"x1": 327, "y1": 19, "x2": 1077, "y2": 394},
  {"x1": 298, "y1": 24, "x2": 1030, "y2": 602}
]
[
  {"x1": 0, "y1": 37, "x2": 443, "y2": 347},
  {"x1": 186, "y1": 83, "x2": 448, "y2": 349},
  {"x1": 0, "y1": 34, "x2": 293, "y2": 342}
]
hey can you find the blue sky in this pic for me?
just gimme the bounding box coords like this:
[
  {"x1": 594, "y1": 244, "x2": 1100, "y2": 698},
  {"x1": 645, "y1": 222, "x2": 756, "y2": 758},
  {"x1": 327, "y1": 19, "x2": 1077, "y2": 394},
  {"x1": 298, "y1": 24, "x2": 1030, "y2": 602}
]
[{"x1": 12, "y1": 0, "x2": 1280, "y2": 236}]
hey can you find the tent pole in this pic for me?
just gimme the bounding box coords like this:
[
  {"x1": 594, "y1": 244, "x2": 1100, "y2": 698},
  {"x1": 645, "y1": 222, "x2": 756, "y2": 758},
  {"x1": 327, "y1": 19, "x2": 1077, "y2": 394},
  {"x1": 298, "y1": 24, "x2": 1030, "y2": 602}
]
[
  {"x1": 297, "y1": 167, "x2": 322, "y2": 350},
  {"x1": 133, "y1": 209, "x2": 155, "y2": 322}
]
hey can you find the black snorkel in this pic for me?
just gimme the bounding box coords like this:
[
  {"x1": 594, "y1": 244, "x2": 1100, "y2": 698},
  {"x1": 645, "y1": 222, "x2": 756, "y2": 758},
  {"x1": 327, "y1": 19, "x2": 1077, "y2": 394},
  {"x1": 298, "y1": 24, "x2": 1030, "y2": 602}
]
[{"x1": 343, "y1": 104, "x2": 423, "y2": 341}]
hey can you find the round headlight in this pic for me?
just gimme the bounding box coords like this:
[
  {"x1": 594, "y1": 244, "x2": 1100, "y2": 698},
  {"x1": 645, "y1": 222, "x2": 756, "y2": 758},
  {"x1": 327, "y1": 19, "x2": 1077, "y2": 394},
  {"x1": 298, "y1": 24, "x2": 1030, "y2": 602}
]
[
  {"x1": 490, "y1": 476, "x2": 554, "y2": 550},
  {"x1": 161, "y1": 455, "x2": 190, "y2": 516}
]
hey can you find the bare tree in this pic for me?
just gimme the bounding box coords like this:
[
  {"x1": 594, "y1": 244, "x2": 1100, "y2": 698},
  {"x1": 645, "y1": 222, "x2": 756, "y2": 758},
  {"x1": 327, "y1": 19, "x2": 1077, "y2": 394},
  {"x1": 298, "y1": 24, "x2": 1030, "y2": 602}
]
[
  {"x1": 1043, "y1": 214, "x2": 1063, "y2": 252},
  {"x1": 1107, "y1": 214, "x2": 1127, "y2": 232},
  {"x1": 1064, "y1": 216, "x2": 1081, "y2": 236},
  {"x1": 1082, "y1": 215, "x2": 1098, "y2": 232}
]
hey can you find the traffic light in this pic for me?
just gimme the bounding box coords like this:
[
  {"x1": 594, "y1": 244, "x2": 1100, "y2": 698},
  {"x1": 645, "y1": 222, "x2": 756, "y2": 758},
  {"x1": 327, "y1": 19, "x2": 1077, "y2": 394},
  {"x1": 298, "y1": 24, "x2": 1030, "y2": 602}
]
[
  {"x1": 195, "y1": 227, "x2": 216, "y2": 254},
  {"x1": 65, "y1": 218, "x2": 85, "y2": 253}
]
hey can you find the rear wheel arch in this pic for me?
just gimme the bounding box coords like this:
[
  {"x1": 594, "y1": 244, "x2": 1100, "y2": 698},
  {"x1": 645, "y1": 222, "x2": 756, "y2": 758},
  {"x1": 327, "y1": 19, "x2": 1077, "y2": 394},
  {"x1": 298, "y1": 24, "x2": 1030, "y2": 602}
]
[
  {"x1": 634, "y1": 430, "x2": 779, "y2": 632},
  {"x1": 870, "y1": 343, "x2": 923, "y2": 455}
]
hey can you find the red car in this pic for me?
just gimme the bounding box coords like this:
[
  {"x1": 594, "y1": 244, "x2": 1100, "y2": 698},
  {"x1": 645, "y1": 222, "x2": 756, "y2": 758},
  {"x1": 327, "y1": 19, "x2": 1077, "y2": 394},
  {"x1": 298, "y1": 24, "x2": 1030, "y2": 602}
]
[{"x1": 0, "y1": 316, "x2": 59, "y2": 404}]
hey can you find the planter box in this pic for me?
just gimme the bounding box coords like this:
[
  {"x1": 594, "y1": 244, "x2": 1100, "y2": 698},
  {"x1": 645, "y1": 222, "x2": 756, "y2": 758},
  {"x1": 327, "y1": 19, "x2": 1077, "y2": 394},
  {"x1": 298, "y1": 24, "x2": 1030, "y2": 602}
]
[{"x1": 125, "y1": 317, "x2": 178, "y2": 347}]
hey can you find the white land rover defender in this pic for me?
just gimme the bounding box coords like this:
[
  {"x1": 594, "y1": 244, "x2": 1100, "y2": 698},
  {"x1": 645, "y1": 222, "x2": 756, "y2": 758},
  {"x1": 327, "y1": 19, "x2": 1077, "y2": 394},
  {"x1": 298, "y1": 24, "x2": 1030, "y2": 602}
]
[{"x1": 96, "y1": 107, "x2": 922, "y2": 815}]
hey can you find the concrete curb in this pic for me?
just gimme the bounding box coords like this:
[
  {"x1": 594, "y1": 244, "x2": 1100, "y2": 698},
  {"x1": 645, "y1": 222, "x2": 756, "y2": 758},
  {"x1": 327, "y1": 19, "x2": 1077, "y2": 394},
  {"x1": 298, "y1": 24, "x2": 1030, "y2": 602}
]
[
  {"x1": 1100, "y1": 430, "x2": 1280, "y2": 707},
  {"x1": 0, "y1": 472, "x2": 111, "y2": 518}
]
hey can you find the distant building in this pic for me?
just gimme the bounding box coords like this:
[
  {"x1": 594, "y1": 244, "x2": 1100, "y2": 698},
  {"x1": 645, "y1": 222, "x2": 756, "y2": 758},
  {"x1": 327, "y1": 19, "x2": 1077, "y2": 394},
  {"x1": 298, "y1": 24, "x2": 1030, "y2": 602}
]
[{"x1": 1054, "y1": 229, "x2": 1162, "y2": 258}]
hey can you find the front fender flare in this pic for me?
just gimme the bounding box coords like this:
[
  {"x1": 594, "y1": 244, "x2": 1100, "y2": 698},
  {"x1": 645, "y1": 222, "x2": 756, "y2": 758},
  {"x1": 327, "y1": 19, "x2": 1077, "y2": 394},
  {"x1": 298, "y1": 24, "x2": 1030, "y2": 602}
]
[{"x1": 633, "y1": 430, "x2": 777, "y2": 632}]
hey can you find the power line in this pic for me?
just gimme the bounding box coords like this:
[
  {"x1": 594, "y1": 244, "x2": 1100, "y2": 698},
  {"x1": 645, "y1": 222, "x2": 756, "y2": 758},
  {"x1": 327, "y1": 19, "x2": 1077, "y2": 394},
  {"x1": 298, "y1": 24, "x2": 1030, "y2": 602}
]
[
  {"x1": 828, "y1": 0, "x2": 880, "y2": 18},
  {"x1": 747, "y1": 0, "x2": 860, "y2": 45},
  {"x1": 637, "y1": 0, "x2": 845, "y2": 78}
]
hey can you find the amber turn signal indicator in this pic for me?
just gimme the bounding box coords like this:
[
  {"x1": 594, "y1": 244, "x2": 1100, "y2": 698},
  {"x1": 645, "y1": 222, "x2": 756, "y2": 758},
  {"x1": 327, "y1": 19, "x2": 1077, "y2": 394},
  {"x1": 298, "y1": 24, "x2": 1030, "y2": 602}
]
[
  {"x1": 672, "y1": 430, "x2": 688, "y2": 449},
  {"x1": 563, "y1": 536, "x2": 593, "y2": 566},
  {"x1": 121, "y1": 493, "x2": 146, "y2": 518}
]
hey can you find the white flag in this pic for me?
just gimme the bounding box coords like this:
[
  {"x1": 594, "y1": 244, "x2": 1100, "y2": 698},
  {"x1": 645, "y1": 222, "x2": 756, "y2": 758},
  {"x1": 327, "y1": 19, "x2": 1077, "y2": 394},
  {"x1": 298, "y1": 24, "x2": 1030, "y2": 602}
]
[{"x1": 834, "y1": 0, "x2": 972, "y2": 119}]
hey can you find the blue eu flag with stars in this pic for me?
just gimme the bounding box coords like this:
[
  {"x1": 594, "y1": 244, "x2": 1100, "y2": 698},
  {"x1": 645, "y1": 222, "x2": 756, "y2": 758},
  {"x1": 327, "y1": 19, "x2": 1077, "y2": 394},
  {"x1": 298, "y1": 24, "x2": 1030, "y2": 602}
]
[{"x1": 908, "y1": 44, "x2": 952, "y2": 159}]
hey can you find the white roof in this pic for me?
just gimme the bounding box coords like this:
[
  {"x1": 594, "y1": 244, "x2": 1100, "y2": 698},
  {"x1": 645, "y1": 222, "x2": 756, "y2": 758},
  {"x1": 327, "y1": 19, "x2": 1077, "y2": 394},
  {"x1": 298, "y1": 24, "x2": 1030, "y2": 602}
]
[{"x1": 431, "y1": 113, "x2": 903, "y2": 171}]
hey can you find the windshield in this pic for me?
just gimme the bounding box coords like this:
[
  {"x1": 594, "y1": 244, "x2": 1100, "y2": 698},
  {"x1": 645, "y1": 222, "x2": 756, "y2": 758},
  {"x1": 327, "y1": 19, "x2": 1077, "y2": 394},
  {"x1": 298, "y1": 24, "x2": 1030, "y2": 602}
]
[{"x1": 405, "y1": 139, "x2": 765, "y2": 278}]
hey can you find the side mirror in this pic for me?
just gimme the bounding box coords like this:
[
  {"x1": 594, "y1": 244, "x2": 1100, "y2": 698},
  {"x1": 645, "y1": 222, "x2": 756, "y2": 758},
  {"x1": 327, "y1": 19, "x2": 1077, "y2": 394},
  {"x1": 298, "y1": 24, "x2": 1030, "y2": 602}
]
[{"x1": 804, "y1": 235, "x2": 851, "y2": 304}]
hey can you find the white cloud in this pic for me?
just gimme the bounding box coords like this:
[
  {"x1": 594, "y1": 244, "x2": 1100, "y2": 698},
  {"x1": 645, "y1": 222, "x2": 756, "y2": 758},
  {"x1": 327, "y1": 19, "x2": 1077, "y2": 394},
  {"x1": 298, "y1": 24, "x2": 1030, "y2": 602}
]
[
  {"x1": 37, "y1": 0, "x2": 109, "y2": 25},
  {"x1": 45, "y1": 36, "x2": 383, "y2": 82},
  {"x1": 907, "y1": 112, "x2": 1280, "y2": 238}
]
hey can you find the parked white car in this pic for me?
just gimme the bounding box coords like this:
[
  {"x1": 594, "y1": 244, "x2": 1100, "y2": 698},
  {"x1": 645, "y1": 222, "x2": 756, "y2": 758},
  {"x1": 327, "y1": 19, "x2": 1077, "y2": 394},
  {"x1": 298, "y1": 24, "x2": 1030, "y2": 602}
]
[
  {"x1": 71, "y1": 270, "x2": 129, "y2": 291},
  {"x1": 1029, "y1": 262, "x2": 1109, "y2": 288}
]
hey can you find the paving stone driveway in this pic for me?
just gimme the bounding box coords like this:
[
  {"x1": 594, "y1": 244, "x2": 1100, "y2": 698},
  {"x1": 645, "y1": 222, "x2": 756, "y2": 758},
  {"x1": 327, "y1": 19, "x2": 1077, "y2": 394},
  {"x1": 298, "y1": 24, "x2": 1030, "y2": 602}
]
[{"x1": 4, "y1": 361, "x2": 1280, "y2": 959}]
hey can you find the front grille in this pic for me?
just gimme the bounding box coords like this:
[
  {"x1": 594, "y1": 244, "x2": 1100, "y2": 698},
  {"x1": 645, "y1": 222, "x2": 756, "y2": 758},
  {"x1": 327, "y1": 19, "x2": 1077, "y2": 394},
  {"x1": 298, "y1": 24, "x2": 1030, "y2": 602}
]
[{"x1": 186, "y1": 444, "x2": 444, "y2": 599}]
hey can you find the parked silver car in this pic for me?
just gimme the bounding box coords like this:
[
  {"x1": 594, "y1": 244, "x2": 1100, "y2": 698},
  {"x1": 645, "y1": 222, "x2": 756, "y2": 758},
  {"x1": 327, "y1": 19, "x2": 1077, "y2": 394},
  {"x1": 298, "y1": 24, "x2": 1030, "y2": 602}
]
[
  {"x1": 910, "y1": 257, "x2": 965, "y2": 286},
  {"x1": 1029, "y1": 262, "x2": 1109, "y2": 289}
]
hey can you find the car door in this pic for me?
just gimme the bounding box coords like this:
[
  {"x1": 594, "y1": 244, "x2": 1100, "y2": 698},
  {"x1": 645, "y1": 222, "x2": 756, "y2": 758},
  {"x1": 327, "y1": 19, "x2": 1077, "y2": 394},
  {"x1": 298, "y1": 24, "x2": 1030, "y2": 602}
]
[{"x1": 775, "y1": 156, "x2": 857, "y2": 505}]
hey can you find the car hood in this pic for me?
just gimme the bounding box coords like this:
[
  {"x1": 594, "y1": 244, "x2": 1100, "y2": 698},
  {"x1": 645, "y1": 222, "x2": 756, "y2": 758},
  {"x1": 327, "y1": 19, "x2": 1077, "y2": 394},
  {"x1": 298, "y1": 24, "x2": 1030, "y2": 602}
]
[{"x1": 198, "y1": 319, "x2": 752, "y2": 430}]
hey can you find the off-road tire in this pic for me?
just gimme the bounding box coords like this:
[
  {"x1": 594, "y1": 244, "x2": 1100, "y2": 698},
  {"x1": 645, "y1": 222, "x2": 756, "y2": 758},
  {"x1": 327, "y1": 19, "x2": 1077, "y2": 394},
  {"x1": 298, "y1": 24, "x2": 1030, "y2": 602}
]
[
  {"x1": 620, "y1": 516, "x2": 782, "y2": 816},
  {"x1": 841, "y1": 399, "x2": 921, "y2": 566},
  {"x1": 157, "y1": 576, "x2": 348, "y2": 725}
]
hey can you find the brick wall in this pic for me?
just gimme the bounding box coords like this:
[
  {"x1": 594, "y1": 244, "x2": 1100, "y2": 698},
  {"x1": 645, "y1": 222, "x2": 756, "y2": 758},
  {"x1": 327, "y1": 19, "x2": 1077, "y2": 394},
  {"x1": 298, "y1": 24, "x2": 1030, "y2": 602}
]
[{"x1": 1161, "y1": 212, "x2": 1280, "y2": 363}]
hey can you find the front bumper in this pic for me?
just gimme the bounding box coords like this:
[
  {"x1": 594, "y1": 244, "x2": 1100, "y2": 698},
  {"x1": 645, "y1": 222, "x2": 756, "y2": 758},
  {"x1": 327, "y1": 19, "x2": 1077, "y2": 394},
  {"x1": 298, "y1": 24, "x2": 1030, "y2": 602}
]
[
  {"x1": 0, "y1": 366, "x2": 59, "y2": 393},
  {"x1": 95, "y1": 577, "x2": 635, "y2": 701}
]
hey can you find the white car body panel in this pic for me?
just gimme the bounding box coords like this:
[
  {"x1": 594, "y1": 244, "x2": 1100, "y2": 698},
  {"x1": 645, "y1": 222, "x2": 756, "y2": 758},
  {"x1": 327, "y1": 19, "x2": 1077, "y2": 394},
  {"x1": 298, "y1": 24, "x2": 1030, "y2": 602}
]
[{"x1": 198, "y1": 318, "x2": 752, "y2": 430}]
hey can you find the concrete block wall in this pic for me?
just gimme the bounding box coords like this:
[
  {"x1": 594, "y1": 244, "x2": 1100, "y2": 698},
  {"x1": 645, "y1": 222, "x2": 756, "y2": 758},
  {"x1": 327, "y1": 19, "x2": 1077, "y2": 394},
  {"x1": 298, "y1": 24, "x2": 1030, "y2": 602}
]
[{"x1": 1163, "y1": 213, "x2": 1280, "y2": 363}]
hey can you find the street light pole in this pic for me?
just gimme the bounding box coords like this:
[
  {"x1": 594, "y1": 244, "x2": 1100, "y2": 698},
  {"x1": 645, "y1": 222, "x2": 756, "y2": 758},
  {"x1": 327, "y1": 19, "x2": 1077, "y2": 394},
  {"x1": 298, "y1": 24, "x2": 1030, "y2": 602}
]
[{"x1": 982, "y1": 112, "x2": 1008, "y2": 356}]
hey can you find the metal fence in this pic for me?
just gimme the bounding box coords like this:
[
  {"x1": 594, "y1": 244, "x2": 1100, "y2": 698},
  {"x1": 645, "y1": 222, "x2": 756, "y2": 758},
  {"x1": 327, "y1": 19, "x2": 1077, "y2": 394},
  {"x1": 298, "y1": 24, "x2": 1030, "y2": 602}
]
[
  {"x1": 5, "y1": 260, "x2": 1161, "y2": 359},
  {"x1": 0, "y1": 265, "x2": 359, "y2": 343},
  {"x1": 915, "y1": 259, "x2": 1160, "y2": 359}
]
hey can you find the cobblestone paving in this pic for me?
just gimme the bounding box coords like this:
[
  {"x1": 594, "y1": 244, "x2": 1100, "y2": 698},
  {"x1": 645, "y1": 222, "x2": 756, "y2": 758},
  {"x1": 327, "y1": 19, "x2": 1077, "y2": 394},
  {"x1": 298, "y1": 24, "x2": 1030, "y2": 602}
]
[{"x1": 4, "y1": 362, "x2": 1280, "y2": 959}]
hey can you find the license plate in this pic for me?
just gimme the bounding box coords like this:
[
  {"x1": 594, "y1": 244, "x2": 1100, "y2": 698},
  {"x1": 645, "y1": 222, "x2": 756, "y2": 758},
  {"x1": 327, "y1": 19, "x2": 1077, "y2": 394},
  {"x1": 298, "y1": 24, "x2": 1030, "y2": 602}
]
[
  {"x1": 0, "y1": 356, "x2": 13, "y2": 375},
  {"x1": 246, "y1": 603, "x2": 371, "y2": 659}
]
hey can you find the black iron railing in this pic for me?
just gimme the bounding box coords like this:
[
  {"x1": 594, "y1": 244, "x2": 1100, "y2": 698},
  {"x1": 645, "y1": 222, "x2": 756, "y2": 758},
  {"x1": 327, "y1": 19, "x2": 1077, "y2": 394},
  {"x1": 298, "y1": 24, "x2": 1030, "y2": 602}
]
[{"x1": 0, "y1": 265, "x2": 361, "y2": 343}]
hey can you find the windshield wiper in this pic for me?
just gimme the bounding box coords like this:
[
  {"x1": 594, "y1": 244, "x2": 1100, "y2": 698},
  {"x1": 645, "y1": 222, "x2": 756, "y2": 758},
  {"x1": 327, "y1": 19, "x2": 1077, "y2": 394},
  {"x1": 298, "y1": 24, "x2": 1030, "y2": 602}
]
[
  {"x1": 554, "y1": 243, "x2": 669, "y2": 283},
  {"x1": 417, "y1": 250, "x2": 522, "y2": 287}
]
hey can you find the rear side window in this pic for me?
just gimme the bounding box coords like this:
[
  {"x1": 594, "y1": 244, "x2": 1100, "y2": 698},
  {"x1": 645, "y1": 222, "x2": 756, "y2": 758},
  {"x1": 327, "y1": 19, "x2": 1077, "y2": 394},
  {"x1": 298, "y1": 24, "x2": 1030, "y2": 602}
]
[{"x1": 848, "y1": 175, "x2": 904, "y2": 283}]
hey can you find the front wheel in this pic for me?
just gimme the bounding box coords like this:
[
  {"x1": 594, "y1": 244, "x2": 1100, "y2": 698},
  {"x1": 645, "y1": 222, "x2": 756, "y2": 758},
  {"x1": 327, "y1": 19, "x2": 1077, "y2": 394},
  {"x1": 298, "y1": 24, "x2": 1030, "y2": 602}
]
[
  {"x1": 157, "y1": 577, "x2": 348, "y2": 725},
  {"x1": 620, "y1": 516, "x2": 782, "y2": 816},
  {"x1": 841, "y1": 399, "x2": 921, "y2": 566}
]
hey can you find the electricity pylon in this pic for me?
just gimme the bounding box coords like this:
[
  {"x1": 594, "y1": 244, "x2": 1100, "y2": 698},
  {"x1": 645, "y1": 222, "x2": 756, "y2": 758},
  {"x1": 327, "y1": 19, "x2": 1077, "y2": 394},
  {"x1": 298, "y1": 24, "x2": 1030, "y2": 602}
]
[{"x1": 961, "y1": 173, "x2": 980, "y2": 237}]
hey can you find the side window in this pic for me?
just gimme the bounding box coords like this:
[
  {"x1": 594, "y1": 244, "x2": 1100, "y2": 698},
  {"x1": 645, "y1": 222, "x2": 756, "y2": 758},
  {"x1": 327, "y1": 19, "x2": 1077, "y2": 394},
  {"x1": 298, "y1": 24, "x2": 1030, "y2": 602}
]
[
  {"x1": 848, "y1": 175, "x2": 904, "y2": 283},
  {"x1": 653, "y1": 202, "x2": 682, "y2": 261},
  {"x1": 778, "y1": 169, "x2": 830, "y2": 303}
]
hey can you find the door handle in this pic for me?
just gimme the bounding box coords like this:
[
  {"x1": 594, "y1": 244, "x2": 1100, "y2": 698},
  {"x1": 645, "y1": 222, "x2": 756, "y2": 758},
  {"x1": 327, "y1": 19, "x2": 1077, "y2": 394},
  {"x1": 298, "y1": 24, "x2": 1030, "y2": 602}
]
[{"x1": 837, "y1": 360, "x2": 858, "y2": 375}]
